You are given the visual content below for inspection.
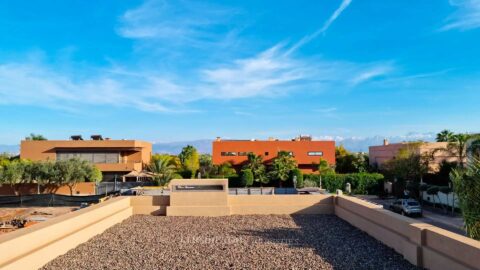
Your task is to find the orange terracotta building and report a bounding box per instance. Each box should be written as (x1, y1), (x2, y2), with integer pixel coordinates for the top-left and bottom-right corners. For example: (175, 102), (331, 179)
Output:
(212, 136), (335, 173)
(20, 135), (152, 181)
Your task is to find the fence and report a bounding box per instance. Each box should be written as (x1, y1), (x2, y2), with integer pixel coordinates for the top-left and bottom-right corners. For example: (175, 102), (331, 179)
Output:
(0, 194), (104, 206)
(228, 187), (297, 195)
(95, 182), (155, 195)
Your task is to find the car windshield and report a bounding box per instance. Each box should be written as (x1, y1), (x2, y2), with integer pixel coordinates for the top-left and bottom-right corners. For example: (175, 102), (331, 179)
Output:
(407, 202), (419, 206)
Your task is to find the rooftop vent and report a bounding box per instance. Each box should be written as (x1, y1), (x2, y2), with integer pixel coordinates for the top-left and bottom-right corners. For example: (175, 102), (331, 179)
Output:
(91, 135), (104, 140)
(70, 135), (83, 141)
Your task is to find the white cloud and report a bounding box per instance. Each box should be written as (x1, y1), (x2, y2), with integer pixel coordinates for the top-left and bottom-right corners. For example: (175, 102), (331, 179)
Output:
(442, 0), (480, 31)
(197, 44), (393, 100)
(117, 0), (238, 48)
(0, 62), (179, 113)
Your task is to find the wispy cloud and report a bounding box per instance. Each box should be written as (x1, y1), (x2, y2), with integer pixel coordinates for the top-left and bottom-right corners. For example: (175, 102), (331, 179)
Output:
(198, 44), (394, 100)
(117, 0), (240, 48)
(350, 64), (394, 86)
(286, 0), (352, 55)
(0, 61), (187, 113)
(441, 0), (480, 31)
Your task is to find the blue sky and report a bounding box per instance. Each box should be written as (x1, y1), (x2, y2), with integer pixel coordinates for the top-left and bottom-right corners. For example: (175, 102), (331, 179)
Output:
(0, 0), (479, 144)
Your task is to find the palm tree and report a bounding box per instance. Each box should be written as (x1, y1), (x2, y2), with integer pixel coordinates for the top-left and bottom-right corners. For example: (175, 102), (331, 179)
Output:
(434, 133), (480, 167)
(214, 162), (237, 178)
(436, 129), (455, 142)
(148, 155), (178, 186)
(243, 153), (268, 185)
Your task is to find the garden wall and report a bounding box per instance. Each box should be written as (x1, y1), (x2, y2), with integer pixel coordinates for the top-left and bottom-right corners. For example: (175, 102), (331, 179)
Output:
(0, 182), (96, 196)
(334, 195), (480, 270)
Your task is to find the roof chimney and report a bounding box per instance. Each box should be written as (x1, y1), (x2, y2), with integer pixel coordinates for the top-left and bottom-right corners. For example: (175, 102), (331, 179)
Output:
(383, 139), (389, 146)
(215, 137), (221, 142)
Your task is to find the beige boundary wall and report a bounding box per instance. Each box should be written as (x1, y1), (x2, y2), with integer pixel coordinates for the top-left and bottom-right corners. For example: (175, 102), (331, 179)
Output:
(0, 192), (479, 269)
(335, 195), (480, 270)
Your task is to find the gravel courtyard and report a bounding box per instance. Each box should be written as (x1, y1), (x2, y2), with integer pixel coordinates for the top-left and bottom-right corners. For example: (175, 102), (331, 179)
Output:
(41, 215), (419, 270)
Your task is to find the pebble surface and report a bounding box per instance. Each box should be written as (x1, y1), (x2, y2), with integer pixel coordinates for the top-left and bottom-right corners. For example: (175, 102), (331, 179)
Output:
(41, 215), (420, 270)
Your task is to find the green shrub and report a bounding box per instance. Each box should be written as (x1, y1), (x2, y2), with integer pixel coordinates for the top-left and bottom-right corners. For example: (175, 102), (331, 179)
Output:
(291, 168), (304, 188)
(241, 169), (254, 187)
(304, 172), (384, 194)
(303, 179), (318, 187)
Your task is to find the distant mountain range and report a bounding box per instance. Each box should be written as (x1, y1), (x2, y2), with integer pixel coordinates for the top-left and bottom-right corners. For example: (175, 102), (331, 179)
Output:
(0, 133), (436, 155)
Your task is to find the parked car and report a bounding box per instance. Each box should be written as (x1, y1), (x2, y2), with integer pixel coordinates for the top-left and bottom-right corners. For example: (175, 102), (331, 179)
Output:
(389, 199), (422, 217)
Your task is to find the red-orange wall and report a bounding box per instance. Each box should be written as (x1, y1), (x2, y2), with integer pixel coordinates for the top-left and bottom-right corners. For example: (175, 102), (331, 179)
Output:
(212, 140), (335, 173)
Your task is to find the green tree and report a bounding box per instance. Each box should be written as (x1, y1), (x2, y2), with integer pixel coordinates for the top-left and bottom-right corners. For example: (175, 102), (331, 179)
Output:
(0, 160), (28, 195)
(52, 158), (96, 196)
(148, 155), (178, 186)
(383, 143), (428, 184)
(240, 169), (254, 187)
(435, 133), (480, 167)
(436, 129), (455, 142)
(178, 145), (200, 178)
(450, 159), (480, 240)
(317, 158), (334, 189)
(199, 154), (214, 178)
(25, 133), (47, 141)
(270, 151), (297, 187)
(335, 145), (369, 173)
(213, 162), (237, 178)
(243, 153), (268, 185)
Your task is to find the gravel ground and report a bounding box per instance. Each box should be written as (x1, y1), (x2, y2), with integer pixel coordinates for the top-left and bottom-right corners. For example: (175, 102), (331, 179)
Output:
(41, 215), (419, 270)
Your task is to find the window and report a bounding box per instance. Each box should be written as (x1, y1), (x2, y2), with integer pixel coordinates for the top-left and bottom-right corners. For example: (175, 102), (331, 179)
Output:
(238, 152), (251, 156)
(57, 151), (120, 163)
(221, 152), (237, 156)
(264, 152), (269, 156)
(308, 151), (323, 156)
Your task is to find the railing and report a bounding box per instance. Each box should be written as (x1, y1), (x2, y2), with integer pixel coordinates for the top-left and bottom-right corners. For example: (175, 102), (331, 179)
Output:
(95, 182), (154, 195)
(228, 187), (297, 195)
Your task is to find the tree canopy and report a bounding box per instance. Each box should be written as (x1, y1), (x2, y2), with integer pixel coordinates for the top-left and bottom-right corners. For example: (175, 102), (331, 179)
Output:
(25, 133), (47, 141)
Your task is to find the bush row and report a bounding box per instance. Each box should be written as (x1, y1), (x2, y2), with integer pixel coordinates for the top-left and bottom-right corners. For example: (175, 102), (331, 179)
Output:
(304, 172), (384, 195)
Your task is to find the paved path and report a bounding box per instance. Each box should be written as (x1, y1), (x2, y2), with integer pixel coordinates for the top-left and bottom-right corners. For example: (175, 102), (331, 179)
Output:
(355, 195), (466, 236)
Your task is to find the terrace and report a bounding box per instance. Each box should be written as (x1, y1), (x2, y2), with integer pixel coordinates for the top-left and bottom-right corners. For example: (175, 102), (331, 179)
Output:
(0, 179), (479, 270)
(41, 215), (418, 270)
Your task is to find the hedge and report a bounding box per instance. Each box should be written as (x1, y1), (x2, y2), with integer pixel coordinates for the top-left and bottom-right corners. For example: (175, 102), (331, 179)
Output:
(304, 172), (384, 194)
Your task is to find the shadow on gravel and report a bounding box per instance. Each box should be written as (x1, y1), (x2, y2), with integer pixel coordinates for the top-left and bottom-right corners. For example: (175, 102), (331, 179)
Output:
(238, 214), (420, 270)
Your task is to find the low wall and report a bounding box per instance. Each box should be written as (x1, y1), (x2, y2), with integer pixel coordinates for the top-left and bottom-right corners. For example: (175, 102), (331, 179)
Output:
(0, 197), (132, 270)
(0, 182), (96, 196)
(229, 195), (333, 215)
(130, 195), (169, 215)
(335, 195), (480, 270)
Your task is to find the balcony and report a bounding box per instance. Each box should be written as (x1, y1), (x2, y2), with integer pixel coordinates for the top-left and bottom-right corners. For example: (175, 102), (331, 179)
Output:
(95, 161), (143, 172)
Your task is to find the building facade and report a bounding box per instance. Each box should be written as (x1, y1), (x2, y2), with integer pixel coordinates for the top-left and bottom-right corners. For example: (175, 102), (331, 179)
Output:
(20, 136), (152, 181)
(212, 136), (335, 173)
(369, 140), (457, 171)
